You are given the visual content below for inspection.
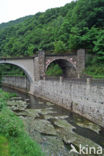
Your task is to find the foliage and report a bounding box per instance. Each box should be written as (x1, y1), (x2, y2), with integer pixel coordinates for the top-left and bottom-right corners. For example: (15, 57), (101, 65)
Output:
(46, 63), (63, 76)
(0, 89), (17, 100)
(0, 108), (23, 137)
(0, 89), (17, 110)
(85, 55), (104, 78)
(93, 30), (104, 61)
(54, 40), (66, 53)
(9, 133), (43, 156)
(68, 27), (81, 49)
(85, 63), (104, 78)
(0, 64), (25, 78)
(0, 0), (104, 57)
(0, 1), (75, 56)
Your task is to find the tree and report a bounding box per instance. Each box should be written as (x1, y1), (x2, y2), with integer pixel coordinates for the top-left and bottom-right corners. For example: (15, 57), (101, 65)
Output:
(27, 44), (35, 56)
(68, 27), (81, 49)
(54, 40), (66, 54)
(93, 30), (104, 61)
(71, 0), (104, 28)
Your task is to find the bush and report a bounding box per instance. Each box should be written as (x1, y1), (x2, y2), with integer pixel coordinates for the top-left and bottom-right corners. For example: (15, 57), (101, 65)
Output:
(0, 99), (6, 110)
(0, 89), (17, 101)
(0, 108), (23, 137)
(85, 63), (104, 78)
(0, 89), (17, 110)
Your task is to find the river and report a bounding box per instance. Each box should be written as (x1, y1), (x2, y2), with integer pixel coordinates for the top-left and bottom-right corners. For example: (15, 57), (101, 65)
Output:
(2, 86), (104, 156)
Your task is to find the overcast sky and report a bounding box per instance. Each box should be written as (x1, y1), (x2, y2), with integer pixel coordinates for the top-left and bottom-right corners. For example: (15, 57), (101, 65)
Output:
(0, 0), (73, 24)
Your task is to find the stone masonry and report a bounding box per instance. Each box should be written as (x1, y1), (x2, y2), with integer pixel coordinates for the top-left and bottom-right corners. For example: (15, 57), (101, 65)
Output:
(0, 49), (86, 82)
(3, 76), (104, 128)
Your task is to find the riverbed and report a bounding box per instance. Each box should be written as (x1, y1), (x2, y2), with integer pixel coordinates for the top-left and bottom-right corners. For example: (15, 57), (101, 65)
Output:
(2, 87), (104, 156)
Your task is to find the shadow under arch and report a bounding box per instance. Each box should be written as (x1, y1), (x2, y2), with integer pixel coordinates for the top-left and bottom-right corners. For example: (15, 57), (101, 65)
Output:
(46, 59), (77, 77)
(0, 62), (33, 83)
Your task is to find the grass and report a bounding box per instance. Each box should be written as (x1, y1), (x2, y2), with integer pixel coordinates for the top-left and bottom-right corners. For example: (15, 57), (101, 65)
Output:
(9, 133), (43, 156)
(0, 135), (9, 156)
(0, 89), (44, 156)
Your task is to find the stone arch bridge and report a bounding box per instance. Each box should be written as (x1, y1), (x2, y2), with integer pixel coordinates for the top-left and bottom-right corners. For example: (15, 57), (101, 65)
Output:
(0, 49), (85, 90)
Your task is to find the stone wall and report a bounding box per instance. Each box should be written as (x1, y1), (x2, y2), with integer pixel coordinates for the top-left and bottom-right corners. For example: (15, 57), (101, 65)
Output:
(33, 78), (104, 128)
(2, 76), (104, 128)
(2, 76), (30, 91)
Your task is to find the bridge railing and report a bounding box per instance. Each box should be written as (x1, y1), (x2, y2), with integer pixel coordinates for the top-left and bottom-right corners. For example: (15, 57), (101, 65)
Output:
(41, 76), (104, 85)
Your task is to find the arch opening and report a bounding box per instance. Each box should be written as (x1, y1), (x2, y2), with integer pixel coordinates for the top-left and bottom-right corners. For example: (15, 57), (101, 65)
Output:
(0, 62), (33, 83)
(0, 62), (32, 90)
(46, 59), (77, 77)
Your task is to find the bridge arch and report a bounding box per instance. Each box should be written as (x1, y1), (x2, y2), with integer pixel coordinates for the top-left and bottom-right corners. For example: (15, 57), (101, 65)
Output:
(46, 58), (77, 77)
(0, 61), (33, 83)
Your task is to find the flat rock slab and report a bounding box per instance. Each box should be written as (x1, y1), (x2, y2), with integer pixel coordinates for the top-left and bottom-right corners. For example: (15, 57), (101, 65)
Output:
(31, 119), (57, 135)
(76, 121), (100, 134)
(54, 119), (76, 131)
(10, 97), (23, 100)
(44, 114), (69, 120)
(46, 102), (54, 106)
(40, 108), (56, 115)
(29, 130), (43, 144)
(15, 111), (29, 117)
(7, 100), (28, 111)
(26, 109), (41, 119)
(41, 136), (70, 156)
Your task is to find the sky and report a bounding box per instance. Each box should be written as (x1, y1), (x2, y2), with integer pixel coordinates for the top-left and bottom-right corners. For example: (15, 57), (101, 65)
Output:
(0, 0), (73, 24)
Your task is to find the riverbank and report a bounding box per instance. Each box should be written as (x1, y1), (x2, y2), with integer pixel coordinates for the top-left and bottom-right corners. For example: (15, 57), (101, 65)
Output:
(0, 89), (44, 156)
(2, 87), (104, 156)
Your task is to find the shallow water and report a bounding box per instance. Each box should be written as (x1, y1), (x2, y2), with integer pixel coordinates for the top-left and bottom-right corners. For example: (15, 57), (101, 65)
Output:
(3, 87), (104, 156)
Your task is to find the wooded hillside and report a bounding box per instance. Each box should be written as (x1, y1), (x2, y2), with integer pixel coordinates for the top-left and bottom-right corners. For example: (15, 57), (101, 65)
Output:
(0, 0), (104, 78)
(0, 0), (104, 59)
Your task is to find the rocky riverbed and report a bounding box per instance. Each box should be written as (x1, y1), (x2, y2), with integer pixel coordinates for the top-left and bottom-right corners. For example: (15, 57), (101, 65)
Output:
(7, 95), (104, 156)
